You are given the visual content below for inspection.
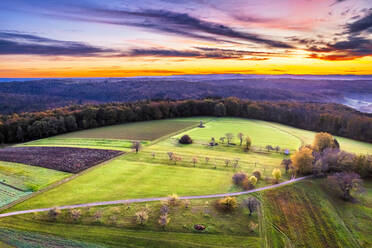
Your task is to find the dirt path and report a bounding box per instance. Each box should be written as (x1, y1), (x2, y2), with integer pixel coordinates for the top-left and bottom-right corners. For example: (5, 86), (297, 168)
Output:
(0, 176), (311, 218)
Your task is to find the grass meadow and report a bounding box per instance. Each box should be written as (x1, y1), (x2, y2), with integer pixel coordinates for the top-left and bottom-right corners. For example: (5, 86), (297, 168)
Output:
(0, 117), (371, 247)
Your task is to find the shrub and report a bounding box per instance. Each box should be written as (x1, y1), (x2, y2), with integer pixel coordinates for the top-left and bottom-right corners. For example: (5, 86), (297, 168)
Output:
(179, 135), (193, 144)
(249, 175), (258, 186)
(25, 182), (40, 192)
(160, 204), (169, 215)
(48, 207), (61, 221)
(232, 171), (247, 186)
(158, 213), (170, 229)
(135, 210), (149, 225)
(272, 168), (282, 183)
(242, 178), (254, 190)
(194, 224), (206, 231)
(252, 170), (262, 180)
(167, 193), (180, 206)
(183, 199), (191, 209)
(69, 209), (81, 222)
(215, 197), (238, 212)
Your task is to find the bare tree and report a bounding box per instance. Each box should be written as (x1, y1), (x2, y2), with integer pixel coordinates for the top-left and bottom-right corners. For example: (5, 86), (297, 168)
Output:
(167, 152), (174, 161)
(135, 210), (149, 225)
(205, 157), (210, 164)
(281, 159), (292, 174)
(158, 213), (170, 229)
(242, 197), (260, 216)
(237, 133), (244, 146)
(225, 133), (234, 144)
(265, 145), (273, 152)
(192, 157), (198, 167)
(224, 159), (230, 167)
(172, 155), (182, 165)
(219, 137), (225, 144)
(233, 158), (240, 170)
(132, 141), (142, 153)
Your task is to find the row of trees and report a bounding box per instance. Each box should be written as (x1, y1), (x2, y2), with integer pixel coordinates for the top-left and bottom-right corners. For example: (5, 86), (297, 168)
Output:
(1, 97), (371, 144)
(286, 132), (371, 200)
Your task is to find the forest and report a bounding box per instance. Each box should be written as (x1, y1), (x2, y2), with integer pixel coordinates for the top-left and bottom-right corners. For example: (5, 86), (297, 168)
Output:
(0, 97), (371, 144)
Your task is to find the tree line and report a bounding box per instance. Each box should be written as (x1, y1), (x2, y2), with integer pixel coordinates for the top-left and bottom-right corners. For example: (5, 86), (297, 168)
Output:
(0, 97), (371, 144)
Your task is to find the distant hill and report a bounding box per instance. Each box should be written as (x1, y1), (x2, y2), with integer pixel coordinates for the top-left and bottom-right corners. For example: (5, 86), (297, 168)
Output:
(0, 74), (371, 114)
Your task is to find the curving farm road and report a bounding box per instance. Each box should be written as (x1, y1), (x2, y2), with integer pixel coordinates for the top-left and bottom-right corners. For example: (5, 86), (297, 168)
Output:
(0, 176), (311, 218)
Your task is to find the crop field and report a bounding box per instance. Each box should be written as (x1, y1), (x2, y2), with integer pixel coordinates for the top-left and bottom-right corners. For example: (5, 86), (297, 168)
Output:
(20, 138), (148, 151)
(0, 161), (70, 191)
(55, 119), (200, 141)
(0, 184), (29, 208)
(0, 227), (105, 248)
(0, 147), (123, 173)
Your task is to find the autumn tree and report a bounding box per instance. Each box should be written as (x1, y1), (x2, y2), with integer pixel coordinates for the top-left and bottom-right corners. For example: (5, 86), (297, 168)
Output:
(249, 175), (257, 186)
(215, 197), (238, 212)
(232, 171), (247, 186)
(244, 136), (252, 151)
(327, 172), (364, 200)
(313, 132), (337, 152)
(272, 168), (282, 184)
(291, 147), (314, 175)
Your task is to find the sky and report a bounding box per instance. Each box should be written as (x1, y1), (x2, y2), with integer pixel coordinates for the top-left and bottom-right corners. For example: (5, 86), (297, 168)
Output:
(0, 0), (371, 77)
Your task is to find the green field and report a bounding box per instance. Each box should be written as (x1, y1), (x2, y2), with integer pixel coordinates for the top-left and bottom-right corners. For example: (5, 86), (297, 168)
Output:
(19, 138), (148, 151)
(259, 179), (372, 248)
(0, 161), (70, 191)
(268, 122), (372, 154)
(174, 118), (302, 151)
(54, 119), (199, 141)
(0, 117), (371, 247)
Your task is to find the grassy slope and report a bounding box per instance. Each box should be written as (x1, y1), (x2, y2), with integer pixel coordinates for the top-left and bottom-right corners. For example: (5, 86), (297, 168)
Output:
(268, 122), (372, 154)
(0, 161), (70, 191)
(259, 179), (372, 248)
(0, 217), (260, 248)
(9, 155), (234, 210)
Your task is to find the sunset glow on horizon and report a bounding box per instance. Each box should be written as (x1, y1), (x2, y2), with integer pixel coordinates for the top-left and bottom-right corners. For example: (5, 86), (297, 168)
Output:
(0, 0), (371, 77)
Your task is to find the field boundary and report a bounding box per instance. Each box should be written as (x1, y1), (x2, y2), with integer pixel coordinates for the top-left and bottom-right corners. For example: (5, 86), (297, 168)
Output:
(0, 176), (311, 218)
